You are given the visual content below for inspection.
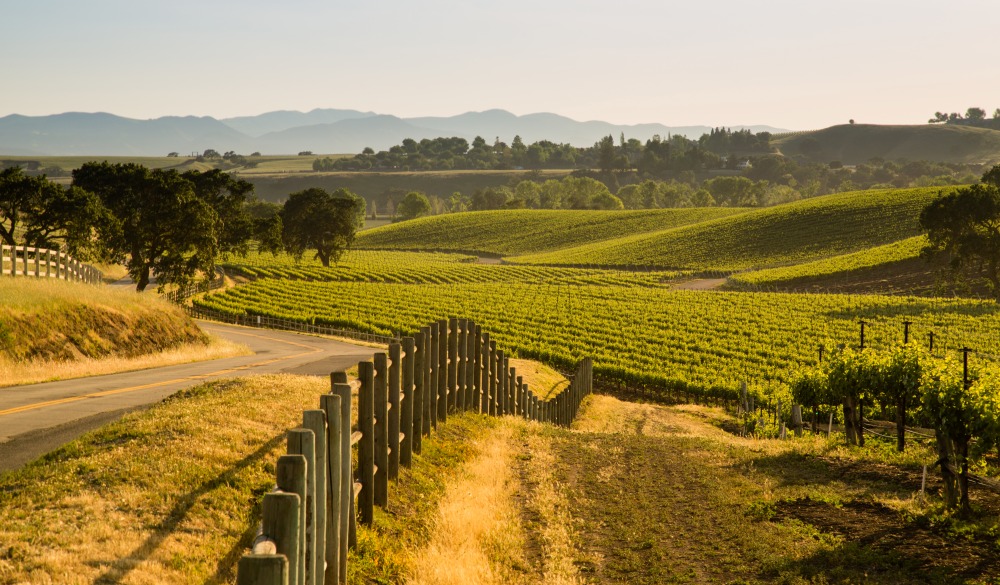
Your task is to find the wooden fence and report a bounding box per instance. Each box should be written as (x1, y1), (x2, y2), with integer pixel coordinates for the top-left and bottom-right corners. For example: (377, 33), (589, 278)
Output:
(1, 244), (102, 284)
(236, 317), (594, 585)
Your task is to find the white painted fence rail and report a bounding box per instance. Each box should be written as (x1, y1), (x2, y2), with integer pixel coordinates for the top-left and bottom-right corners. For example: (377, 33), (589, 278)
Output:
(1, 244), (102, 285)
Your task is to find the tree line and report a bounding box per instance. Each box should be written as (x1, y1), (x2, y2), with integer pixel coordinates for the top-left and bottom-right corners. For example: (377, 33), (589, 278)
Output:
(0, 164), (364, 291)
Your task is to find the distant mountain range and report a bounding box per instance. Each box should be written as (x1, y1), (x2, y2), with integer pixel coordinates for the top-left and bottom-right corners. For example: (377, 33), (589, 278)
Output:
(0, 108), (787, 156)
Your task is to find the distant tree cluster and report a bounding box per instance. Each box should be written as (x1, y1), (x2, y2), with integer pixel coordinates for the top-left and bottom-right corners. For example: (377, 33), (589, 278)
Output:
(317, 129), (777, 175)
(928, 107), (1000, 129)
(0, 164), (364, 290)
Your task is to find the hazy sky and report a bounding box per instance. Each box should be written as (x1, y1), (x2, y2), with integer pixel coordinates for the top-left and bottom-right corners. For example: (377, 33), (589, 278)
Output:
(3, 0), (998, 130)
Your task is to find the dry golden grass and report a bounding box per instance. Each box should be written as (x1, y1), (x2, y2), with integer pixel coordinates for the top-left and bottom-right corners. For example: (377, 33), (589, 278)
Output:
(0, 374), (330, 585)
(407, 421), (525, 585)
(508, 359), (569, 400)
(0, 335), (250, 388)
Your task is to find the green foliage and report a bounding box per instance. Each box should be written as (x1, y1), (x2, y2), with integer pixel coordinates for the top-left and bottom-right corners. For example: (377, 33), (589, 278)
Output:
(394, 191), (432, 222)
(920, 166), (1000, 299)
(514, 186), (948, 270)
(789, 366), (830, 408)
(197, 254), (1000, 408)
(356, 208), (745, 257)
(0, 167), (106, 256)
(731, 236), (927, 288)
(72, 162), (220, 292)
(280, 187), (364, 267)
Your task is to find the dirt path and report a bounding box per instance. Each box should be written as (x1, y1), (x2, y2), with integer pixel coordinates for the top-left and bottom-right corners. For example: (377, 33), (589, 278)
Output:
(669, 277), (727, 291)
(526, 395), (1000, 584)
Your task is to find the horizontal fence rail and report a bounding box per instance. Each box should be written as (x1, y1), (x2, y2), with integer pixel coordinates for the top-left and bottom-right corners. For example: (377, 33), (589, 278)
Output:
(236, 317), (593, 585)
(1, 244), (102, 285)
(185, 304), (399, 346)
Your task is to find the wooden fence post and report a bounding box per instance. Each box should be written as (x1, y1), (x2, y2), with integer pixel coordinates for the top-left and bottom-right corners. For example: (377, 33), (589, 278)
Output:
(438, 319), (449, 423)
(287, 430), (317, 585)
(465, 321), (477, 411)
(516, 376), (524, 416)
(332, 377), (354, 576)
(318, 394), (342, 585)
(413, 329), (425, 454)
(421, 326), (432, 437)
(388, 343), (401, 480)
(357, 362), (375, 526)
(401, 337), (415, 467)
(472, 324), (483, 413)
(254, 492), (299, 585)
(373, 353), (389, 507)
(276, 455), (308, 585)
(792, 405), (803, 438)
(429, 323), (439, 430)
(489, 340), (499, 416)
(456, 319), (467, 412)
(482, 333), (493, 415)
(302, 411), (328, 585)
(498, 352), (508, 415)
(447, 318), (458, 413)
(237, 553), (288, 585)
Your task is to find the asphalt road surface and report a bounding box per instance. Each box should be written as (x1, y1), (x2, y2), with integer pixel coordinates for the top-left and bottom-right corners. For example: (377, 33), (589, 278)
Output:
(0, 321), (376, 472)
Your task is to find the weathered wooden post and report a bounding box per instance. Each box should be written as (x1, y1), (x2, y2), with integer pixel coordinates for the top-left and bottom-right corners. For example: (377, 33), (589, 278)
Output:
(456, 319), (467, 412)
(331, 373), (353, 568)
(388, 344), (401, 480)
(495, 350), (506, 415)
(373, 353), (389, 507)
(247, 492), (299, 585)
(237, 553), (288, 585)
(302, 410), (328, 585)
(437, 319), (448, 423)
(482, 333), (493, 414)
(472, 324), (483, 412)
(276, 454), (308, 585)
(288, 429), (318, 585)
(516, 377), (524, 416)
(318, 393), (342, 585)
(429, 322), (439, 430)
(357, 362), (375, 525)
(465, 321), (477, 410)
(508, 366), (517, 416)
(413, 330), (425, 454)
(421, 326), (432, 437)
(401, 337), (415, 467)
(447, 318), (458, 413)
(792, 405), (803, 438)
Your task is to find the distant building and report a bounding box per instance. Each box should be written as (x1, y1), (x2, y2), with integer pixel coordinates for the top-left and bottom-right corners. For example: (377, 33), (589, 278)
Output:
(736, 160), (752, 171)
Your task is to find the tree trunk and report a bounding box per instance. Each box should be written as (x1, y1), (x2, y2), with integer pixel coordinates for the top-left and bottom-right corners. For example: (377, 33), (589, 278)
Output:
(856, 401), (865, 447)
(895, 396), (906, 452)
(958, 437), (971, 516)
(136, 265), (151, 292)
(843, 397), (857, 446)
(317, 248), (330, 267)
(936, 428), (958, 509)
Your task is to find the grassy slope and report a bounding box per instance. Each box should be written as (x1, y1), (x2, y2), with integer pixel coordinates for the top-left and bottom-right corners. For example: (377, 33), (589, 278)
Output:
(772, 123), (1000, 165)
(0, 279), (206, 363)
(511, 187), (951, 271)
(356, 208), (749, 257)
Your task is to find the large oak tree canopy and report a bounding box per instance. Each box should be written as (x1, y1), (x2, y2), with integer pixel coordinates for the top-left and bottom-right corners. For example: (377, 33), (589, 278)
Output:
(920, 165), (1000, 300)
(280, 187), (364, 267)
(73, 162), (220, 292)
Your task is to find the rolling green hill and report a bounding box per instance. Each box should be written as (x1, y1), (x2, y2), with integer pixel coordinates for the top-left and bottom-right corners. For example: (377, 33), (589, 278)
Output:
(772, 123), (1000, 165)
(355, 208), (749, 256)
(509, 187), (954, 272)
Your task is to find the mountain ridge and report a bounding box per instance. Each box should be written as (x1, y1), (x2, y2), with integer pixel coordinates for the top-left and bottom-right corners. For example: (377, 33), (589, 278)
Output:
(0, 108), (787, 156)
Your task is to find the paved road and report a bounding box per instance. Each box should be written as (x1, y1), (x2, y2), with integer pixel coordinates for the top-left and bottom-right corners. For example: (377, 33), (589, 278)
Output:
(0, 321), (376, 472)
